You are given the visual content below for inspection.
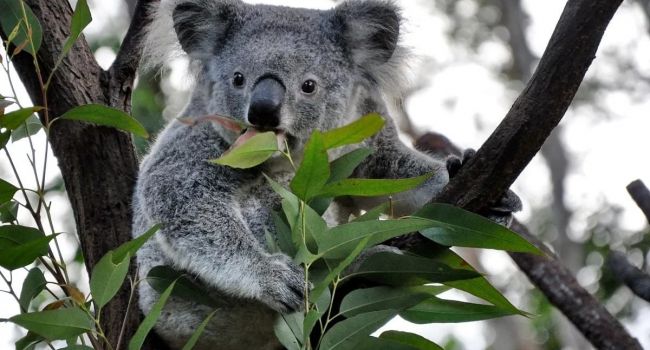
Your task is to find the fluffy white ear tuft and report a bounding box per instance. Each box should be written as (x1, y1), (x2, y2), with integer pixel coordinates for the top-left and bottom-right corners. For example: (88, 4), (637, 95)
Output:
(142, 0), (243, 71)
(333, 0), (409, 95)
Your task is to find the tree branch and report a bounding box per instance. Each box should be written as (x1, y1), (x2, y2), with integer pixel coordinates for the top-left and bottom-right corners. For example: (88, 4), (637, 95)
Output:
(434, 0), (623, 212)
(2, 0), (160, 348)
(509, 221), (642, 350)
(390, 0), (643, 348)
(606, 251), (650, 303)
(626, 179), (650, 224)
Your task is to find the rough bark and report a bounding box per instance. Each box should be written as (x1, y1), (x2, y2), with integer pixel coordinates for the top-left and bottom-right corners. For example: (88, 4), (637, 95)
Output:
(2, 0), (159, 348)
(510, 221), (643, 350)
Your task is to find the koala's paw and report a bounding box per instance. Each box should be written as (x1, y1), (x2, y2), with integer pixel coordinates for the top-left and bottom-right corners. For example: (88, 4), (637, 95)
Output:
(446, 148), (522, 226)
(259, 254), (305, 313)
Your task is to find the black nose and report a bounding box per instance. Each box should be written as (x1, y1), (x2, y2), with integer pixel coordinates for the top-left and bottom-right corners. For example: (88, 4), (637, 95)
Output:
(248, 77), (285, 129)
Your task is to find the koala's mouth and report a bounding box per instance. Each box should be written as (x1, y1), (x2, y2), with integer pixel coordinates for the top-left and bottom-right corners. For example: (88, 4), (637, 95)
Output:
(234, 127), (291, 152)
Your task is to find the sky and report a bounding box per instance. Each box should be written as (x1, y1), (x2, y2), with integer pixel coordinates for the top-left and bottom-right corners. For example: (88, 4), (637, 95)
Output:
(1, 0), (650, 348)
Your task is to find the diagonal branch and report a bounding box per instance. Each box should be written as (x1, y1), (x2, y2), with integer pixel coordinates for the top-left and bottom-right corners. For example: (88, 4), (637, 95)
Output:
(434, 0), (624, 212)
(626, 179), (650, 224)
(509, 221), (643, 350)
(607, 251), (650, 303)
(391, 0), (642, 348)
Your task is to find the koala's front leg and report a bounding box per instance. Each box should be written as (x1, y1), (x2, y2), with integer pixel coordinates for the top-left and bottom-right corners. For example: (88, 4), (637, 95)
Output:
(352, 121), (449, 216)
(137, 168), (304, 313)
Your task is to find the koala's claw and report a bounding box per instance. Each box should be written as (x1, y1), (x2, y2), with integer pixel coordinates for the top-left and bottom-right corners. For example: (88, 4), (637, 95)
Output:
(259, 254), (305, 313)
(446, 148), (477, 178)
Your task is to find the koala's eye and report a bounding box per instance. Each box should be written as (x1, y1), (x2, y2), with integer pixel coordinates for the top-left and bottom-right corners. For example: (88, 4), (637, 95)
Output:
(233, 72), (245, 87)
(301, 79), (317, 94)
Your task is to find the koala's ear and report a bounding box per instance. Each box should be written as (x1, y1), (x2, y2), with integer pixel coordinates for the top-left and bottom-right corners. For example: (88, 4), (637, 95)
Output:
(333, 0), (401, 68)
(172, 0), (242, 57)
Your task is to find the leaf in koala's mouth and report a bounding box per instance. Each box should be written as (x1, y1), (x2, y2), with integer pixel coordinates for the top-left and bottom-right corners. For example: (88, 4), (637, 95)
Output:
(210, 130), (280, 169)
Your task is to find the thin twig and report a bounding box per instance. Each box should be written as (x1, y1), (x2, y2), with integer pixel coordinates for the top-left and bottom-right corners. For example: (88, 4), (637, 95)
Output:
(626, 180), (650, 224)
(606, 251), (650, 302)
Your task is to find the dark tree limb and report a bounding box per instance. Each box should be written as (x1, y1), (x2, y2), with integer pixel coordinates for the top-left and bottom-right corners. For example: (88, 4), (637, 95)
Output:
(509, 221), (643, 350)
(626, 179), (650, 224)
(392, 0), (642, 348)
(607, 251), (650, 303)
(2, 0), (160, 348)
(434, 0), (624, 211)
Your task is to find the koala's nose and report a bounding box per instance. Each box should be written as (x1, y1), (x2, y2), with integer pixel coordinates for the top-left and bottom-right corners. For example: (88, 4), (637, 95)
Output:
(248, 77), (285, 129)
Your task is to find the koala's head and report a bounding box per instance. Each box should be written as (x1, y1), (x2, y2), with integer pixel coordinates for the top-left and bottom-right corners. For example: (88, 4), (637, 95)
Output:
(148, 0), (404, 148)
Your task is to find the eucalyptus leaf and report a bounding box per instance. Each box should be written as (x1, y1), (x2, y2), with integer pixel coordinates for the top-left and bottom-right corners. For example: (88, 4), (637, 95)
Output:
(328, 147), (373, 183)
(211, 131), (278, 168)
(11, 114), (42, 142)
(90, 251), (130, 309)
(357, 336), (431, 350)
(61, 0), (92, 58)
(290, 131), (329, 201)
(348, 252), (479, 286)
(414, 203), (541, 254)
(273, 314), (301, 350)
(0, 107), (42, 130)
(15, 331), (42, 350)
(379, 331), (443, 350)
(339, 287), (436, 318)
(401, 297), (516, 324)
(316, 174), (431, 198)
(112, 224), (160, 263)
(0, 0), (42, 56)
(128, 280), (176, 350)
(181, 309), (219, 350)
(0, 200), (19, 223)
(0, 179), (18, 204)
(10, 307), (93, 341)
(19, 268), (46, 311)
(0, 225), (55, 270)
(322, 113), (385, 149)
(0, 129), (10, 148)
(319, 310), (396, 350)
(59, 104), (149, 138)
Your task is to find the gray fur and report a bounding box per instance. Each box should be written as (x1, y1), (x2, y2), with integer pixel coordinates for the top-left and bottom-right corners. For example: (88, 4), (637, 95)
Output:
(133, 1), (455, 349)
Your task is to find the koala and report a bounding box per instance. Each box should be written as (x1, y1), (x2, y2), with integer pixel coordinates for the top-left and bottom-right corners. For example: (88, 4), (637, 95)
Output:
(133, 0), (520, 349)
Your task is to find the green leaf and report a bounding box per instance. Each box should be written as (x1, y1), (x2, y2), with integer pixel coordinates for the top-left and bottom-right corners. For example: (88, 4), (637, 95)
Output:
(303, 309), (320, 343)
(181, 309), (218, 350)
(0, 200), (19, 223)
(11, 114), (42, 142)
(317, 174), (431, 198)
(59, 346), (94, 350)
(0, 0), (42, 56)
(0, 179), (18, 204)
(318, 218), (438, 259)
(339, 287), (439, 318)
(328, 147), (373, 183)
(128, 280), (176, 350)
(290, 131), (329, 201)
(10, 307), (93, 341)
(19, 268), (46, 311)
(400, 297), (516, 323)
(15, 331), (42, 350)
(112, 224), (160, 263)
(0, 225), (54, 270)
(311, 236), (370, 301)
(357, 336), (432, 350)
(146, 265), (221, 308)
(414, 204), (542, 254)
(273, 314), (301, 350)
(211, 131), (278, 169)
(322, 113), (385, 149)
(414, 246), (525, 316)
(90, 251), (130, 308)
(0, 107), (42, 130)
(379, 331), (443, 350)
(272, 211), (296, 256)
(0, 129), (11, 148)
(319, 310), (396, 350)
(59, 104), (149, 138)
(348, 252), (479, 286)
(61, 0), (91, 58)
